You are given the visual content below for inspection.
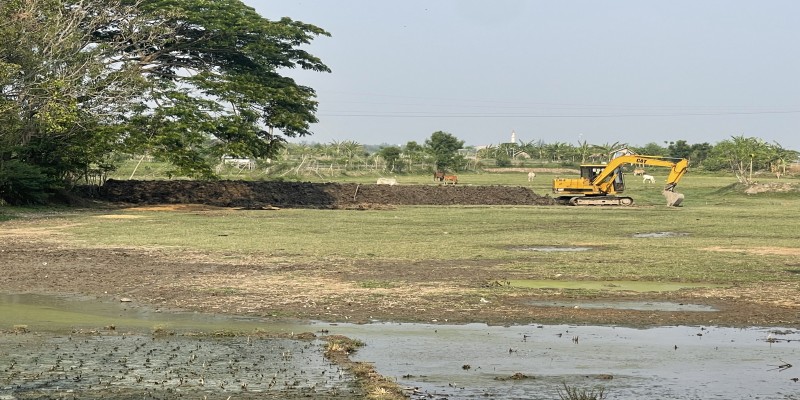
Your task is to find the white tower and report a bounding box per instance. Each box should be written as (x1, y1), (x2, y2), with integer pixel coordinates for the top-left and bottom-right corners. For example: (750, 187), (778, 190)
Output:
(510, 130), (516, 144)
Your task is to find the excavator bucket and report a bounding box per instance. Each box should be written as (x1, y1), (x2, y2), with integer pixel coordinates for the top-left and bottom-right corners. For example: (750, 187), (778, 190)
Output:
(662, 190), (684, 207)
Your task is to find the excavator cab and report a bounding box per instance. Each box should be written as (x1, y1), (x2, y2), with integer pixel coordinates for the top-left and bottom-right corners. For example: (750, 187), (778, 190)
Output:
(580, 165), (625, 193)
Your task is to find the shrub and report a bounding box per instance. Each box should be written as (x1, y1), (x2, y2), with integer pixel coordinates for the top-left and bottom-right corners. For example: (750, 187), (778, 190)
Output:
(0, 160), (53, 205)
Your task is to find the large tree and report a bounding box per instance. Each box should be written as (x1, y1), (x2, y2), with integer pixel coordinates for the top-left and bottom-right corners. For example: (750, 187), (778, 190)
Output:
(705, 136), (770, 183)
(119, 0), (331, 177)
(424, 131), (464, 171)
(1, 0), (329, 203)
(1, 0), (164, 202)
(378, 146), (402, 172)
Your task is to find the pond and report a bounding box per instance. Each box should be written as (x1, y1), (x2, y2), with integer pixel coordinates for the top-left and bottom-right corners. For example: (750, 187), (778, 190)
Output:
(2, 293), (799, 399)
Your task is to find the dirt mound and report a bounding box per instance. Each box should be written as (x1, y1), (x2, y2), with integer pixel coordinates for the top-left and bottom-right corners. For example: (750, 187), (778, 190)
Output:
(744, 182), (800, 194)
(99, 179), (555, 209)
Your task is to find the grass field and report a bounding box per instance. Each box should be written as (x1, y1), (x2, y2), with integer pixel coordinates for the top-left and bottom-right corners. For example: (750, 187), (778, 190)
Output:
(15, 171), (797, 288)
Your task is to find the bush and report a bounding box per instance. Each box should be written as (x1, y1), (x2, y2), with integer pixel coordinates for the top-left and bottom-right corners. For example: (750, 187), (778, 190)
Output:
(495, 154), (512, 167)
(0, 160), (53, 205)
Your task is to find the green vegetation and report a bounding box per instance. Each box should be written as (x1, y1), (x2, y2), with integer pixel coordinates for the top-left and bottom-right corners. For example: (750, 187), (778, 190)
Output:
(1, 0), (330, 203)
(99, 135), (799, 188)
(54, 174), (799, 287)
(425, 130), (465, 171)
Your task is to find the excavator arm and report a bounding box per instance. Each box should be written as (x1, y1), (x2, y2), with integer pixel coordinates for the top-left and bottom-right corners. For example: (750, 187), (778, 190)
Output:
(599, 155), (688, 191)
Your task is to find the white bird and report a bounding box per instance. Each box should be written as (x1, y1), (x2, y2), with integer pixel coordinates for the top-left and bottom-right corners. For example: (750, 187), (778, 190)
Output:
(480, 297), (490, 304)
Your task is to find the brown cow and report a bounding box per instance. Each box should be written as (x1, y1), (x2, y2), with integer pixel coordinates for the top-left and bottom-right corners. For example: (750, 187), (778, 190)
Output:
(443, 175), (458, 185)
(433, 171), (445, 182)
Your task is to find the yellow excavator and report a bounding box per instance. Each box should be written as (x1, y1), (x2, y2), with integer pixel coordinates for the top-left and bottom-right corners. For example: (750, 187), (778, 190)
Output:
(552, 154), (689, 206)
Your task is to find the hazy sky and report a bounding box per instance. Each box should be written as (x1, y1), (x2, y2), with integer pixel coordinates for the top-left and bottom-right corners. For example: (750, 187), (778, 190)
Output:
(245, 1), (800, 150)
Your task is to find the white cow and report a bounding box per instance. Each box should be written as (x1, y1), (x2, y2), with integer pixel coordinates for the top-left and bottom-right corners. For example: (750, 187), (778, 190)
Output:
(527, 171), (536, 182)
(222, 157), (255, 170)
(376, 178), (397, 186)
(642, 174), (655, 184)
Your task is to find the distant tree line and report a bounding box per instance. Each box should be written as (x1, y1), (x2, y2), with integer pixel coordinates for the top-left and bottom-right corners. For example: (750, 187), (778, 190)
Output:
(250, 132), (797, 187)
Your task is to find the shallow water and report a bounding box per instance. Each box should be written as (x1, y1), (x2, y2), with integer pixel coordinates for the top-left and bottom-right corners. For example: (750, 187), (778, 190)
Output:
(330, 322), (800, 399)
(0, 293), (360, 399)
(528, 300), (717, 312)
(0, 334), (357, 399)
(2, 293), (800, 399)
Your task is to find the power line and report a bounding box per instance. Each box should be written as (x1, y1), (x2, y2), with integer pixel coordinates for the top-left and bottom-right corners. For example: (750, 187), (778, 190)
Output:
(318, 110), (800, 118)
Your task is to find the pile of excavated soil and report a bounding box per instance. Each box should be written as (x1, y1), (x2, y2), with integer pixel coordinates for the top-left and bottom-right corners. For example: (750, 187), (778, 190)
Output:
(97, 180), (555, 209)
(744, 182), (800, 194)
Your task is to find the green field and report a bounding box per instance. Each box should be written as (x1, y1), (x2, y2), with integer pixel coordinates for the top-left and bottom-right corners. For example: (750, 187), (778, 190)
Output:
(12, 171), (796, 287)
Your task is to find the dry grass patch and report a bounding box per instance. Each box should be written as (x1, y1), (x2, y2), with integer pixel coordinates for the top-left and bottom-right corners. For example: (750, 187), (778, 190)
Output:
(94, 214), (142, 219)
(703, 246), (800, 257)
(695, 281), (800, 308)
(171, 272), (466, 317)
(124, 204), (225, 212)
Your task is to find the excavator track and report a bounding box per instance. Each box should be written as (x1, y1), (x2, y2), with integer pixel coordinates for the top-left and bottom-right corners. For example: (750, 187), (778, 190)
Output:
(557, 196), (635, 206)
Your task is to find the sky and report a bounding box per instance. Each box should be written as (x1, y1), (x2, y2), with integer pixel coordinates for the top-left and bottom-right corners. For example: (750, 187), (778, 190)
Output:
(244, 0), (800, 151)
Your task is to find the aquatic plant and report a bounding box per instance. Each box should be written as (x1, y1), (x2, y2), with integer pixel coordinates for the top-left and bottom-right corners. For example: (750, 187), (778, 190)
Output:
(558, 383), (607, 400)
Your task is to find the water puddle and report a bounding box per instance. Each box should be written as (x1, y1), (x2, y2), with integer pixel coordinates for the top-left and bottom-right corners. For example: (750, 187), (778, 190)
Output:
(507, 279), (722, 292)
(529, 300), (717, 312)
(632, 231), (689, 238)
(2, 293), (799, 399)
(511, 246), (592, 252)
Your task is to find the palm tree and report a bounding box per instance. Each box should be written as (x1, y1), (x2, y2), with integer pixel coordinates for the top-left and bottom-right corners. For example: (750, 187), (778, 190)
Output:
(340, 141), (364, 170)
(576, 140), (591, 163)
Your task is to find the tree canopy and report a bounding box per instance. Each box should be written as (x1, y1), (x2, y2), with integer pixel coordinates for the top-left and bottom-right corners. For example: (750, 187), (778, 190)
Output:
(1, 0), (330, 203)
(424, 131), (464, 171)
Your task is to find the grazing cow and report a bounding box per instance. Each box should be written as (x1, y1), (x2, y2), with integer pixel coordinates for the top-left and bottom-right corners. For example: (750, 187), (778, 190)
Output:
(527, 171), (536, 182)
(443, 175), (458, 185)
(433, 171), (445, 182)
(642, 174), (655, 183)
(376, 178), (397, 186)
(633, 168), (646, 176)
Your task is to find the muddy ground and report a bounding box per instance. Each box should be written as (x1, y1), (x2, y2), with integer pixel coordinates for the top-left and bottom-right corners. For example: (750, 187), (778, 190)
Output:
(2, 179), (798, 329)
